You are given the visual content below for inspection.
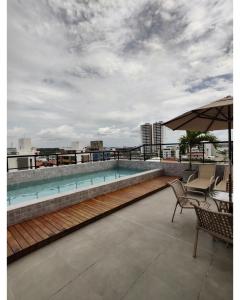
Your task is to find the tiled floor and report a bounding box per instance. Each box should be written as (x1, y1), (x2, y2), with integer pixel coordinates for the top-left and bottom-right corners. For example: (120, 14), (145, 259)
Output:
(8, 187), (233, 300)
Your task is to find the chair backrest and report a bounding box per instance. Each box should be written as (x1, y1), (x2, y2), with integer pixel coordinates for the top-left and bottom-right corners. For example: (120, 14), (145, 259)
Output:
(223, 165), (230, 181)
(193, 204), (233, 243)
(198, 164), (216, 179)
(168, 179), (186, 201)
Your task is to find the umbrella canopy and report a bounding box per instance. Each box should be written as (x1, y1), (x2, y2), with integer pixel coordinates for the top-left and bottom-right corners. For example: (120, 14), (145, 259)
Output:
(163, 95), (233, 203)
(164, 96), (233, 131)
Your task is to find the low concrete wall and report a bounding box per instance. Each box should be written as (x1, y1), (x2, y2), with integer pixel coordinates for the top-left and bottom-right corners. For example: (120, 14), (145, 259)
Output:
(8, 160), (118, 186)
(118, 160), (164, 171)
(161, 161), (226, 181)
(7, 169), (163, 225)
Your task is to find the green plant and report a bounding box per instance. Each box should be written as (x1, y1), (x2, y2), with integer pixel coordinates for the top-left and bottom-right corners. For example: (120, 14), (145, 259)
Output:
(179, 131), (218, 170)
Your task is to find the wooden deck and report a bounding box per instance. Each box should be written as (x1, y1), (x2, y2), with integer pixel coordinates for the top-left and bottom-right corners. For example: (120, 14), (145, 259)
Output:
(7, 176), (179, 263)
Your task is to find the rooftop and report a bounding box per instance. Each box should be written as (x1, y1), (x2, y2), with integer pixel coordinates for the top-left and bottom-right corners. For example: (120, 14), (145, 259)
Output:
(8, 187), (232, 300)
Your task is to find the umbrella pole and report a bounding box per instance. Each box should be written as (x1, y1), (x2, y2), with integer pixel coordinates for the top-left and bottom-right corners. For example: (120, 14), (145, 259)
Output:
(228, 106), (232, 203)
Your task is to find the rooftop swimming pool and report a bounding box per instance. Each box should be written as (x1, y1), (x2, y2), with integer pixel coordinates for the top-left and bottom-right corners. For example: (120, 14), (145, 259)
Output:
(7, 167), (143, 206)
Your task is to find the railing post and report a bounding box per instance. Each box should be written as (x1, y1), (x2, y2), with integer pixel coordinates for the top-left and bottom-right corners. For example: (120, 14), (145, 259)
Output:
(129, 150), (132, 160)
(75, 152), (77, 164)
(118, 151), (120, 160)
(34, 155), (37, 169)
(160, 143), (162, 162)
(202, 143), (205, 163)
(179, 145), (182, 163)
(103, 151), (105, 161)
(143, 145), (146, 161)
(56, 154), (59, 166)
(7, 157), (9, 172)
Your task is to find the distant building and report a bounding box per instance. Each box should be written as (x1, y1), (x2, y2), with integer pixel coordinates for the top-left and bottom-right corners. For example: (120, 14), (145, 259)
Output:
(153, 121), (165, 153)
(162, 145), (179, 160)
(185, 143), (217, 161)
(8, 138), (36, 171)
(204, 143), (216, 158)
(7, 148), (17, 155)
(140, 123), (152, 154)
(92, 152), (110, 161)
(18, 138), (32, 154)
(71, 141), (81, 151)
(90, 141), (103, 151)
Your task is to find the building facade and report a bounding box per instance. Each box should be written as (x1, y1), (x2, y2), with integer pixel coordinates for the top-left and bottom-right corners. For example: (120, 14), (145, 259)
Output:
(140, 122), (165, 155)
(90, 140), (103, 151)
(140, 123), (152, 154)
(18, 138), (32, 154)
(153, 121), (165, 154)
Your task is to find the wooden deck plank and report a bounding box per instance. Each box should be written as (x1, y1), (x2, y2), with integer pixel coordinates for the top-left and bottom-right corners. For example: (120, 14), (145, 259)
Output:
(88, 199), (115, 210)
(57, 210), (82, 226)
(7, 230), (22, 254)
(70, 206), (93, 220)
(7, 175), (179, 263)
(8, 226), (30, 249)
(42, 215), (65, 231)
(7, 244), (14, 256)
(63, 207), (86, 223)
(81, 202), (107, 215)
(38, 216), (61, 234)
(76, 205), (99, 217)
(51, 213), (73, 229)
(20, 222), (44, 243)
(32, 219), (55, 237)
(66, 207), (89, 222)
(27, 220), (49, 240)
(14, 224), (36, 246)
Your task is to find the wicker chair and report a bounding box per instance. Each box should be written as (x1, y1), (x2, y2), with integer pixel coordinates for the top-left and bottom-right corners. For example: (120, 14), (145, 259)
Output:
(214, 165), (230, 192)
(213, 198), (233, 213)
(185, 164), (216, 199)
(169, 179), (209, 222)
(192, 204), (233, 257)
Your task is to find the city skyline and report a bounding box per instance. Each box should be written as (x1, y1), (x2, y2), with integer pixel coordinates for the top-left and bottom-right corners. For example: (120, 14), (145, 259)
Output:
(8, 0), (232, 147)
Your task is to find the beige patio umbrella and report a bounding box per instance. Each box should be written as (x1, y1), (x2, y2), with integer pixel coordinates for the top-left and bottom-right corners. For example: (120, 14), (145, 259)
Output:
(163, 95), (233, 201)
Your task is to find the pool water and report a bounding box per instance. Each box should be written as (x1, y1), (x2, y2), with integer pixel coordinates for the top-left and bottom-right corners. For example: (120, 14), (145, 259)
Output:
(7, 168), (143, 206)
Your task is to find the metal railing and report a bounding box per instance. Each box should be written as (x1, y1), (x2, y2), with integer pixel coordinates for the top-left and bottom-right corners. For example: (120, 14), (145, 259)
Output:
(7, 141), (231, 172)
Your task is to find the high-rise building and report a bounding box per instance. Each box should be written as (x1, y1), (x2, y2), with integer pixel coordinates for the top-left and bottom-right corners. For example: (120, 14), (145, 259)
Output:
(140, 123), (152, 154)
(153, 121), (165, 153)
(90, 140), (103, 151)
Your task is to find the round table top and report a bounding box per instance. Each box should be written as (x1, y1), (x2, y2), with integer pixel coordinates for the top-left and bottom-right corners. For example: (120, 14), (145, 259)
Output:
(209, 191), (232, 202)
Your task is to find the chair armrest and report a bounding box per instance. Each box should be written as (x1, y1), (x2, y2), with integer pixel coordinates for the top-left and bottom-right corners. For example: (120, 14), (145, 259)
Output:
(179, 196), (200, 206)
(214, 176), (220, 188)
(188, 197), (211, 209)
(187, 173), (197, 184)
(187, 190), (205, 197)
(209, 176), (215, 190)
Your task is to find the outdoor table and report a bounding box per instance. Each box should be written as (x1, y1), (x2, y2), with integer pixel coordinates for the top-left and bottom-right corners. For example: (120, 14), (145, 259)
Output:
(209, 191), (233, 213)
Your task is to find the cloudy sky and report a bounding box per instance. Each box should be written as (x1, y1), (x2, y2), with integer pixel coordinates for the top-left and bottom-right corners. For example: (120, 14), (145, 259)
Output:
(7, 0), (232, 148)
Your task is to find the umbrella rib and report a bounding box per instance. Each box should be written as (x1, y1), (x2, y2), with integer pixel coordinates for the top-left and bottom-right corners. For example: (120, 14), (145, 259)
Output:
(217, 109), (228, 120)
(172, 107), (213, 130)
(197, 115), (227, 122)
(164, 111), (194, 125)
(205, 106), (224, 131)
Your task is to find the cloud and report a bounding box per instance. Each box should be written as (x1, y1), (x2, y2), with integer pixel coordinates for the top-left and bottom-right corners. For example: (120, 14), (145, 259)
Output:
(8, 0), (232, 147)
(37, 125), (79, 140)
(8, 127), (26, 137)
(97, 126), (121, 136)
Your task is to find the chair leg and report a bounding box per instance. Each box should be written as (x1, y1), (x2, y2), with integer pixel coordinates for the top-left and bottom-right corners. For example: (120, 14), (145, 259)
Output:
(193, 227), (199, 258)
(180, 207), (183, 214)
(171, 203), (178, 222)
